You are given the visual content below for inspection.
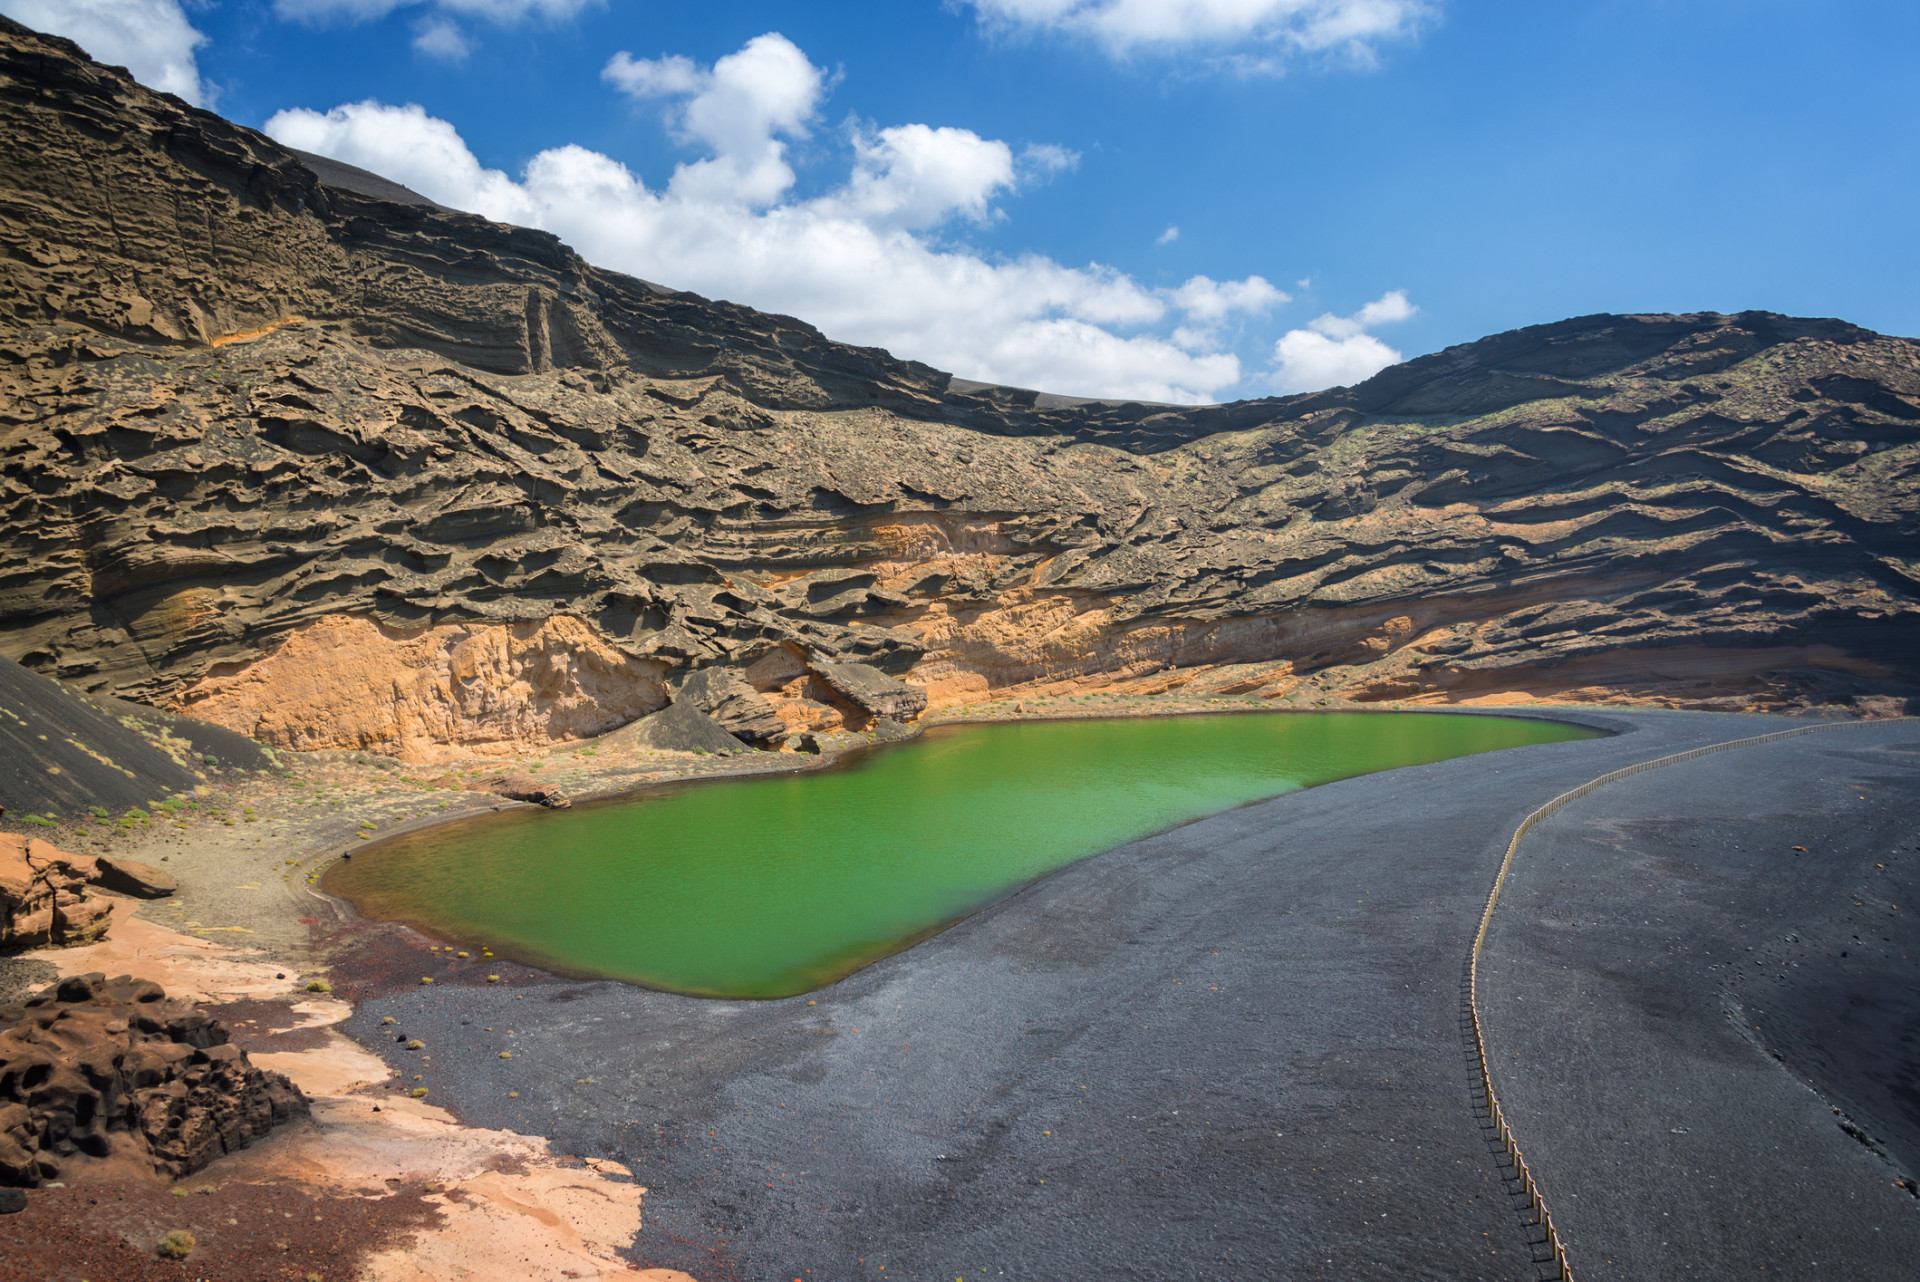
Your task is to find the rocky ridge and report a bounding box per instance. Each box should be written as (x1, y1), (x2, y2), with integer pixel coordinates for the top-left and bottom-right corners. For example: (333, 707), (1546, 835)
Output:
(1, 18), (1917, 762)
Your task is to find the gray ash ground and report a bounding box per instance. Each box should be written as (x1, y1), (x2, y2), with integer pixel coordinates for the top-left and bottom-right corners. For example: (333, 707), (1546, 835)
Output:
(312, 708), (1920, 1282)
(1484, 721), (1920, 1281)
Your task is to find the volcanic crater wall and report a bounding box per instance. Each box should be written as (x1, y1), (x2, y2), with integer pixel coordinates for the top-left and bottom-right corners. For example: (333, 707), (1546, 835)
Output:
(1, 17), (1917, 759)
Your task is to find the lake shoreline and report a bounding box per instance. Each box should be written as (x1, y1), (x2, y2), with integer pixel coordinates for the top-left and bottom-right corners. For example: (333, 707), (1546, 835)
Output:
(322, 708), (1610, 998)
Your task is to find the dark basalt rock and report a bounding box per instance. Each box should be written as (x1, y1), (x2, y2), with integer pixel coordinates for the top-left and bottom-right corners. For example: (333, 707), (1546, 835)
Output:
(0, 973), (307, 1187)
(668, 669), (788, 746)
(808, 659), (929, 722)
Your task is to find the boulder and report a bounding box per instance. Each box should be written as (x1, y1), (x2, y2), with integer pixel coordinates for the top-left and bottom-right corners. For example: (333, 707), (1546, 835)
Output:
(92, 856), (176, 900)
(668, 668), (788, 745)
(610, 700), (750, 756)
(808, 659), (928, 722)
(0, 834), (110, 949)
(0, 973), (307, 1186)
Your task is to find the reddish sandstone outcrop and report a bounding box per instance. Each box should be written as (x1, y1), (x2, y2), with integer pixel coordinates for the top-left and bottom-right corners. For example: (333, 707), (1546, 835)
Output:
(0, 972), (307, 1186)
(0, 834), (112, 949)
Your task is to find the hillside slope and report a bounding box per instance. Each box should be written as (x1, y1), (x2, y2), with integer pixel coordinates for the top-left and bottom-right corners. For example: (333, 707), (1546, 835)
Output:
(1, 18), (1916, 759)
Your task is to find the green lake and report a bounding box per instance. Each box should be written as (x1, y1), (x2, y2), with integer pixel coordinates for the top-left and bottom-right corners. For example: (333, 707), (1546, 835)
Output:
(325, 712), (1598, 998)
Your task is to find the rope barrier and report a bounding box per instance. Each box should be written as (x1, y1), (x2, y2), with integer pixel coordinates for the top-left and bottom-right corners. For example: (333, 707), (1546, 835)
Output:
(1466, 715), (1916, 1282)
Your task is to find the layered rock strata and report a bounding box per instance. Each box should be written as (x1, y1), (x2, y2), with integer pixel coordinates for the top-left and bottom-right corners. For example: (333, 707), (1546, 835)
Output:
(0, 972), (306, 1186)
(0, 18), (1916, 762)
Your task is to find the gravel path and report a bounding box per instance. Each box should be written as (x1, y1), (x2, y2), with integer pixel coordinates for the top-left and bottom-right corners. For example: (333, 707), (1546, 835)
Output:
(318, 707), (1920, 1282)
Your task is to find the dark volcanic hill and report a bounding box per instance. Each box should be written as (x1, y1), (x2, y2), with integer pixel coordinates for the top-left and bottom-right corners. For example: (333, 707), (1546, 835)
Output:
(1, 18), (1916, 761)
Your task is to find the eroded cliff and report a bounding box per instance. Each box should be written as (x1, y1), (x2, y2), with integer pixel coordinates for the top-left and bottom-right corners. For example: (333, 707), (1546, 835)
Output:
(1, 18), (1916, 759)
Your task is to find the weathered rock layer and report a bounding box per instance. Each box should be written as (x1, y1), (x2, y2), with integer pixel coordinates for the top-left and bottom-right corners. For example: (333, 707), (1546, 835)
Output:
(1, 17), (1916, 760)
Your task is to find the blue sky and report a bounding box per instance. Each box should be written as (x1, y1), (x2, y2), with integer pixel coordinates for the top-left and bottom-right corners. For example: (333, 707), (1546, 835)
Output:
(9, 1), (1918, 402)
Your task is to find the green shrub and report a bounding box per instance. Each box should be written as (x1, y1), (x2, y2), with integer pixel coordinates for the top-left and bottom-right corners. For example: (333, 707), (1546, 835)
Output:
(156, 1230), (195, 1260)
(21, 815), (54, 827)
(202, 753), (218, 767)
(89, 805), (107, 818)
(303, 979), (331, 993)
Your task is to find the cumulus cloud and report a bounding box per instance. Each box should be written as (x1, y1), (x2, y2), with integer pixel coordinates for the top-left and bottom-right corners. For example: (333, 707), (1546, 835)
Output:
(1270, 289), (1414, 392)
(268, 33), (1293, 403)
(1, 0), (211, 104)
(965, 0), (1431, 61)
(1157, 224), (1180, 245)
(1172, 274), (1288, 324)
(603, 34), (825, 208)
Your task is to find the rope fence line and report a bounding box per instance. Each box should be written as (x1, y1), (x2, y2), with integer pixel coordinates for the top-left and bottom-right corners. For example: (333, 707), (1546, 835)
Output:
(1466, 715), (1918, 1282)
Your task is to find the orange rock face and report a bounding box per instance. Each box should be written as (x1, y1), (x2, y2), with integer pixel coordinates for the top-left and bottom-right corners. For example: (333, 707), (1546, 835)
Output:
(0, 833), (111, 949)
(175, 615), (669, 762)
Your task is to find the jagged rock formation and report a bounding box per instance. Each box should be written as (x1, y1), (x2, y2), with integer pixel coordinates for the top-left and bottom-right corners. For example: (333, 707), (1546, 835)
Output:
(0, 972), (306, 1186)
(0, 18), (1916, 762)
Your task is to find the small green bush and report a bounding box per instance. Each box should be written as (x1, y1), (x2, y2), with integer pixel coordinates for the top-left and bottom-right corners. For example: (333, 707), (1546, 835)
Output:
(202, 753), (219, 767)
(88, 805), (107, 818)
(303, 979), (331, 993)
(156, 1230), (195, 1260)
(21, 815), (54, 827)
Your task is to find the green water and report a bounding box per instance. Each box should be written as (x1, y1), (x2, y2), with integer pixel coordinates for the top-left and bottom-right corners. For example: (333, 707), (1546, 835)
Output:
(326, 712), (1596, 997)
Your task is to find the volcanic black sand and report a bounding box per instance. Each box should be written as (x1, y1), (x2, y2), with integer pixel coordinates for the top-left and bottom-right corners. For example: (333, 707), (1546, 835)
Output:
(325, 710), (1920, 1281)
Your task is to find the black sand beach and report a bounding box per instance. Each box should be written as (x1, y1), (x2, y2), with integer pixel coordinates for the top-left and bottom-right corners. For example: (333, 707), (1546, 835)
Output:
(331, 710), (1920, 1280)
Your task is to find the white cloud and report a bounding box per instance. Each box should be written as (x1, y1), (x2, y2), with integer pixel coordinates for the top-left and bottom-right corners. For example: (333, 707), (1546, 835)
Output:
(268, 34), (1294, 403)
(1171, 273), (1288, 324)
(1270, 289), (1414, 392)
(965, 0), (1431, 61)
(412, 15), (470, 59)
(822, 124), (1017, 229)
(1019, 142), (1080, 176)
(604, 34), (824, 208)
(1157, 224), (1180, 245)
(2, 0), (211, 104)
